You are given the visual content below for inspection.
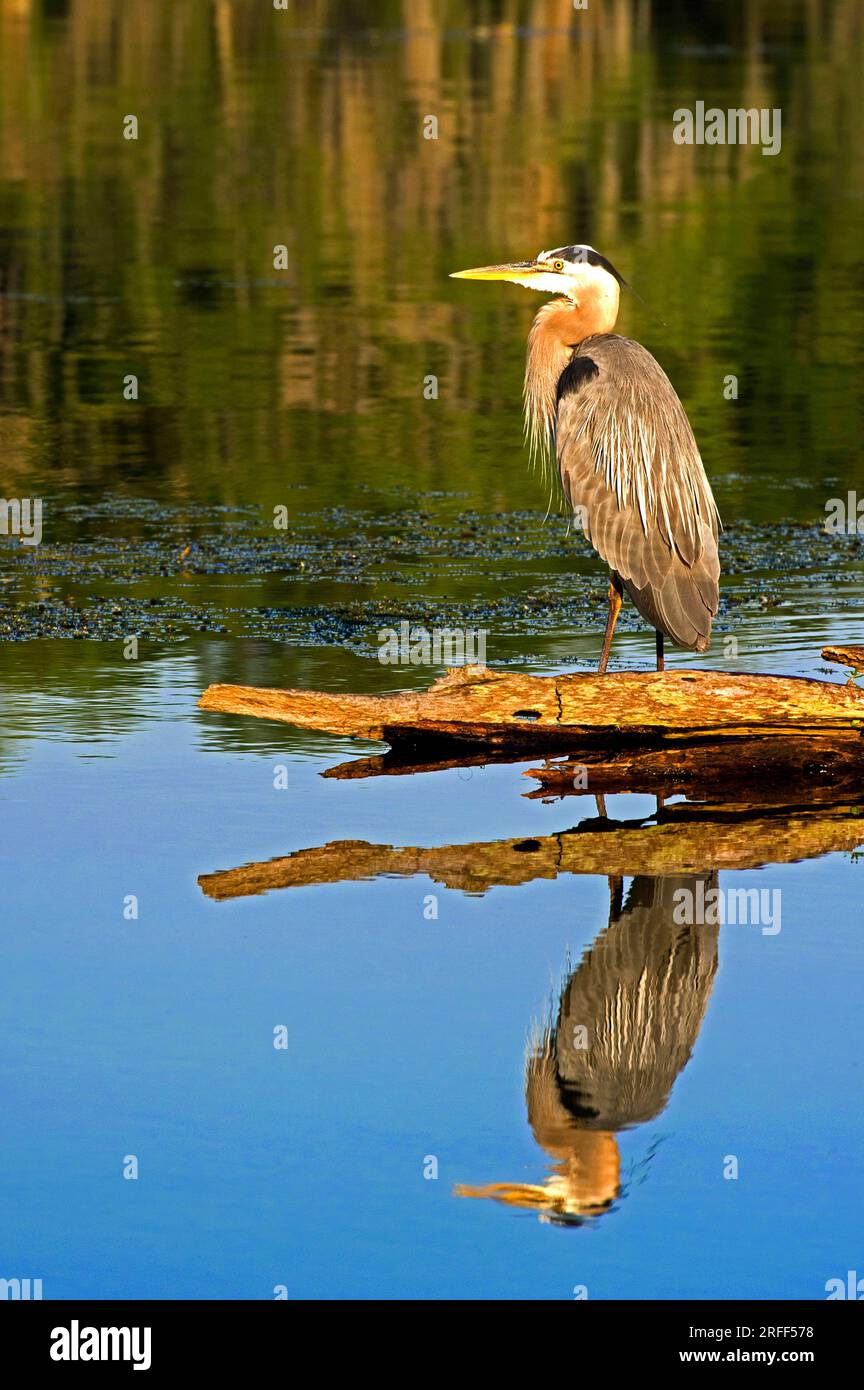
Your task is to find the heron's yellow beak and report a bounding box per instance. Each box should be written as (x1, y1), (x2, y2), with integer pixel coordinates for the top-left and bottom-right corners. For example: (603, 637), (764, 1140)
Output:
(450, 261), (539, 282)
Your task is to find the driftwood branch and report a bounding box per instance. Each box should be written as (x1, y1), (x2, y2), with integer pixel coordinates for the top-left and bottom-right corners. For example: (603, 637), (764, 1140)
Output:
(321, 737), (864, 791)
(822, 644), (864, 673)
(523, 737), (864, 798)
(199, 663), (864, 757)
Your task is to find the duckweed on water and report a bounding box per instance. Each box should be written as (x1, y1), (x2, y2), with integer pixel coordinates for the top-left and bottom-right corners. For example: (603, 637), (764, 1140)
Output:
(1, 500), (861, 648)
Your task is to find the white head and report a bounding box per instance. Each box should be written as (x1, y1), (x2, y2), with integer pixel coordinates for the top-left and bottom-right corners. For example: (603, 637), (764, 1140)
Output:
(451, 243), (624, 314)
(451, 244), (626, 470)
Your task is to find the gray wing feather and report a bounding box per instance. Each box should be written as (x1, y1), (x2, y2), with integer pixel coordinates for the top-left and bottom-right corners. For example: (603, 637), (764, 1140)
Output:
(556, 334), (720, 652)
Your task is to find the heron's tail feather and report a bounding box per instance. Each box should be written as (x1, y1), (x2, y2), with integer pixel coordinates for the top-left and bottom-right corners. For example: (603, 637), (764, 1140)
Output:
(624, 566), (716, 652)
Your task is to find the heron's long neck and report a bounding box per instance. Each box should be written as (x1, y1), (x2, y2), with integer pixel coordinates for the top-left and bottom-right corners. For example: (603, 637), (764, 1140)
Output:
(523, 295), (616, 462)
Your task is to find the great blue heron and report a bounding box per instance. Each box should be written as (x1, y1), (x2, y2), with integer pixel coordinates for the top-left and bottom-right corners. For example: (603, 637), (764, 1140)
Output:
(451, 246), (720, 672)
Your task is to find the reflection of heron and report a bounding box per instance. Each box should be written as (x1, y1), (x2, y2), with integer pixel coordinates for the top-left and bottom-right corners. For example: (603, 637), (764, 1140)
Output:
(451, 246), (720, 671)
(455, 873), (719, 1224)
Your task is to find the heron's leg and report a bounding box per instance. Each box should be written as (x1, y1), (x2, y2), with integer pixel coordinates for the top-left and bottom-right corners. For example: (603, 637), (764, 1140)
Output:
(608, 874), (624, 922)
(597, 573), (623, 674)
(656, 630), (665, 672)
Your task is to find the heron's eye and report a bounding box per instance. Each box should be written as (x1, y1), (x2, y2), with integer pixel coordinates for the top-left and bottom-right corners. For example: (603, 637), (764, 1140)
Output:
(552, 259), (565, 272)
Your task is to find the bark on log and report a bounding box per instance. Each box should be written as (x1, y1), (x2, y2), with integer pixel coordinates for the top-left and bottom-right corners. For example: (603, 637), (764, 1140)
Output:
(822, 644), (864, 673)
(322, 737), (864, 789)
(199, 663), (864, 754)
(524, 738), (864, 798)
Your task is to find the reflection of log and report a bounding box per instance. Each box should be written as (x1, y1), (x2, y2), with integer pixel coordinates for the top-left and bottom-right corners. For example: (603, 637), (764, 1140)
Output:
(199, 663), (864, 754)
(198, 798), (864, 900)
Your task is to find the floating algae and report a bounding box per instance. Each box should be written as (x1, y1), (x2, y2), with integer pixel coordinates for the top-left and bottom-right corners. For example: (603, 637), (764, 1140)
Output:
(1, 497), (861, 648)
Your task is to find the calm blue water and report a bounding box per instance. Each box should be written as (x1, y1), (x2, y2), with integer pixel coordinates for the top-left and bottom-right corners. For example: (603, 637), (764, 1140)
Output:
(1, 640), (861, 1300)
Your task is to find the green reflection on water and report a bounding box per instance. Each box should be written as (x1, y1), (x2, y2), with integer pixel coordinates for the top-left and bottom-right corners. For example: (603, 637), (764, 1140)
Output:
(1, 0), (861, 518)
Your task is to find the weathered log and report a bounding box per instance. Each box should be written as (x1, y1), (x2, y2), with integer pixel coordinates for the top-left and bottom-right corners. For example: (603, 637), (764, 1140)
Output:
(322, 748), (503, 779)
(322, 736), (864, 790)
(199, 662), (864, 755)
(198, 796), (863, 900)
(823, 644), (864, 674)
(524, 737), (864, 799)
